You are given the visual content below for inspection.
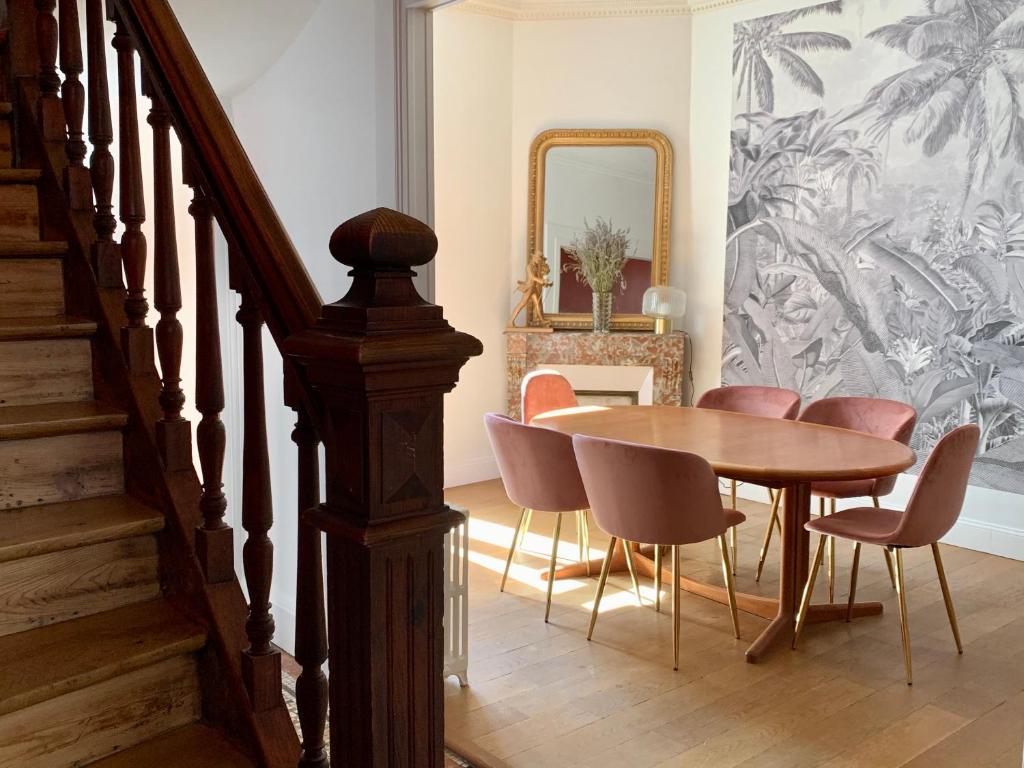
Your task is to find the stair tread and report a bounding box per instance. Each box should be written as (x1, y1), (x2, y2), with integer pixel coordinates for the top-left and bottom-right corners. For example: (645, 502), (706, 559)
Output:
(0, 314), (96, 340)
(0, 495), (163, 563)
(0, 401), (127, 440)
(86, 724), (256, 768)
(0, 599), (205, 717)
(0, 239), (67, 257)
(0, 168), (41, 183)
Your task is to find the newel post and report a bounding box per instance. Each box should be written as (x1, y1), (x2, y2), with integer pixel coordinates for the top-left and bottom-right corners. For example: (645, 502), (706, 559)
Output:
(286, 209), (481, 767)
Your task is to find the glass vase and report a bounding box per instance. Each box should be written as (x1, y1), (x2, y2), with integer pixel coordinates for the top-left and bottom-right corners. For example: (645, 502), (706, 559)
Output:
(592, 291), (612, 334)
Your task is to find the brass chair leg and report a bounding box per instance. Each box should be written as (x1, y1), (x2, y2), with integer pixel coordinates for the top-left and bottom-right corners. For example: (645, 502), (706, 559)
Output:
(581, 510), (591, 577)
(587, 536), (618, 640)
(654, 545), (662, 613)
(828, 498), (836, 604)
(500, 507), (528, 592)
(672, 544), (681, 670)
(544, 512), (563, 623)
(874, 497), (897, 589)
(846, 542), (861, 622)
(623, 542), (643, 606)
(793, 535), (827, 649)
(730, 480), (738, 574)
(719, 534), (741, 639)
(576, 512), (584, 568)
(756, 489), (782, 583)
(932, 542), (963, 654)
(893, 547), (912, 685)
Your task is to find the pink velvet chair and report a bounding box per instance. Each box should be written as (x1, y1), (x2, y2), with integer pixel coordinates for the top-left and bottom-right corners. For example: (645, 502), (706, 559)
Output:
(520, 370), (591, 569)
(522, 369), (578, 424)
(777, 397), (918, 600)
(484, 413), (592, 622)
(696, 385), (801, 574)
(573, 434), (743, 670)
(794, 424), (978, 685)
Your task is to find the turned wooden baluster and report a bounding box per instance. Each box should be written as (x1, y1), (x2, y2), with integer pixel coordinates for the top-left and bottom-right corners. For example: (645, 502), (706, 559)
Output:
(112, 11), (152, 372)
(35, 0), (64, 141)
(57, 0), (85, 159)
(235, 274), (281, 711)
(85, 0), (118, 285)
(291, 404), (328, 768)
(186, 154), (233, 583)
(143, 73), (191, 470)
(35, 2), (58, 93)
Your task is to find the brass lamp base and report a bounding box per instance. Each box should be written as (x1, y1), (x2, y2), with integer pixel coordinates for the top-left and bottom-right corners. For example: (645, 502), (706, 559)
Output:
(653, 317), (672, 335)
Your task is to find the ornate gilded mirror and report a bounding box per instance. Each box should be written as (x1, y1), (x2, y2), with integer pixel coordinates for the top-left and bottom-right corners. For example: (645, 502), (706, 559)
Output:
(526, 129), (673, 330)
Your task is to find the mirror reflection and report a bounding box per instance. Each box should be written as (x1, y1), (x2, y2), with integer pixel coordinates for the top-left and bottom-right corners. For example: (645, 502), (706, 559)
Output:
(542, 145), (657, 315)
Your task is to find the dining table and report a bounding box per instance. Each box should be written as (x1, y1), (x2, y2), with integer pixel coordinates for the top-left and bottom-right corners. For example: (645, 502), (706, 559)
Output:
(533, 404), (916, 663)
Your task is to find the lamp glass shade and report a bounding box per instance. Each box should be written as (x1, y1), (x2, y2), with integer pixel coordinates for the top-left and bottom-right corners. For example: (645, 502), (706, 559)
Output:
(642, 286), (687, 319)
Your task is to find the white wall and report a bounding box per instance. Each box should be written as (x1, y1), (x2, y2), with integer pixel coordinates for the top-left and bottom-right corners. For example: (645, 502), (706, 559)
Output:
(433, 10), (515, 487)
(433, 9), (693, 487)
(223, 0), (400, 652)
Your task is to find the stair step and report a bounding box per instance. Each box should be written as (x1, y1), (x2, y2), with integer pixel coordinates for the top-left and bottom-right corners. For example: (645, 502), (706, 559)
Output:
(0, 654), (201, 767)
(0, 169), (40, 184)
(0, 315), (95, 340)
(0, 401), (127, 440)
(0, 533), (159, 637)
(0, 429), (124, 509)
(0, 495), (163, 563)
(0, 257), (64, 318)
(0, 240), (66, 257)
(0, 336), (93, 406)
(0, 599), (204, 716)
(0, 170), (40, 241)
(87, 724), (256, 768)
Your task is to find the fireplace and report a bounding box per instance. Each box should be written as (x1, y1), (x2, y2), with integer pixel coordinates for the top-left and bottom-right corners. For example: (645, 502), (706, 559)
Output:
(505, 330), (688, 421)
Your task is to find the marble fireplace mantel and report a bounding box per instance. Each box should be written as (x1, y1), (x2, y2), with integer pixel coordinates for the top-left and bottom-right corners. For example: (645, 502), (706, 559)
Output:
(505, 330), (688, 420)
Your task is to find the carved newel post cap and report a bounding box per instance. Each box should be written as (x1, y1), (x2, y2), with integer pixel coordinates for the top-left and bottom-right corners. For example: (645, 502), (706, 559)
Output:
(330, 207), (437, 272)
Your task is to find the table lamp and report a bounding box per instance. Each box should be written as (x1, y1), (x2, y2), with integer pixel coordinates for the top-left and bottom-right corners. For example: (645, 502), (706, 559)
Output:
(642, 285), (686, 334)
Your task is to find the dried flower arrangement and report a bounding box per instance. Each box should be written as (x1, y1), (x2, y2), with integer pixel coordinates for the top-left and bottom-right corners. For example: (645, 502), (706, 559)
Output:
(564, 217), (633, 294)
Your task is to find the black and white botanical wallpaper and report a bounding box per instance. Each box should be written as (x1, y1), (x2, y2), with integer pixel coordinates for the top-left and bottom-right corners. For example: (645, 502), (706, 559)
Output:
(725, 0), (1024, 493)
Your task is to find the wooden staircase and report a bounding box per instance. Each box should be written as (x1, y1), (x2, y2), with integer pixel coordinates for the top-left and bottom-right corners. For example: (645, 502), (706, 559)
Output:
(0, 98), (257, 766)
(0, 0), (482, 764)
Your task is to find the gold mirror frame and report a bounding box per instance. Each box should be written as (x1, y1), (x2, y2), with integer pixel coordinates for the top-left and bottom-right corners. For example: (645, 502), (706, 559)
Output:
(526, 128), (673, 331)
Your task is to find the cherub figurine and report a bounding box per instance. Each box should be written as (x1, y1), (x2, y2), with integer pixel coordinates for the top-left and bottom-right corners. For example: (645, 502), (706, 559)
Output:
(508, 252), (552, 328)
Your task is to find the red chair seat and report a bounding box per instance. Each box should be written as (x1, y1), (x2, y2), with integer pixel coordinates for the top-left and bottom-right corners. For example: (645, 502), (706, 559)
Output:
(724, 508), (747, 528)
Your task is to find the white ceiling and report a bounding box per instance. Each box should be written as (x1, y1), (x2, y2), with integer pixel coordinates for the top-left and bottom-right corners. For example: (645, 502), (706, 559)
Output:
(169, 0), (322, 98)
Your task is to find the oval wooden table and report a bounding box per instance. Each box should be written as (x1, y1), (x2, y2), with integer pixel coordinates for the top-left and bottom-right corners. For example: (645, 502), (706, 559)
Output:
(533, 405), (916, 663)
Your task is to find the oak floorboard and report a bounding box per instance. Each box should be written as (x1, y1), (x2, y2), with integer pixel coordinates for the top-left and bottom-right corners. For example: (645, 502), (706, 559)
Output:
(444, 479), (1024, 768)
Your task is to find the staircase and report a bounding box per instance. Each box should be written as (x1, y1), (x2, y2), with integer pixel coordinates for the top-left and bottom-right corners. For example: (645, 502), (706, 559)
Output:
(0, 0), (481, 764)
(0, 96), (257, 766)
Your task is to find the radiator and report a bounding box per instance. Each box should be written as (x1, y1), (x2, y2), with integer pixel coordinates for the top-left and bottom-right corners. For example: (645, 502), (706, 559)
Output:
(443, 504), (470, 687)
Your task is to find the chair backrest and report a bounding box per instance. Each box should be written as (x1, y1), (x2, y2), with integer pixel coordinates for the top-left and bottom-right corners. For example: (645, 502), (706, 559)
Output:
(484, 413), (589, 513)
(799, 396), (918, 496)
(893, 424), (979, 547)
(696, 385), (801, 420)
(572, 434), (731, 546)
(522, 369), (578, 423)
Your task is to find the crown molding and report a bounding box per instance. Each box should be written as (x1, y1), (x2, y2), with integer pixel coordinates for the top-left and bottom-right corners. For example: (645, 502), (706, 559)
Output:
(454, 0), (755, 20)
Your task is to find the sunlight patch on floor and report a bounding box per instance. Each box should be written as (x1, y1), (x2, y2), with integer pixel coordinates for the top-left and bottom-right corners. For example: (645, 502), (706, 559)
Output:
(465, 549), (589, 595)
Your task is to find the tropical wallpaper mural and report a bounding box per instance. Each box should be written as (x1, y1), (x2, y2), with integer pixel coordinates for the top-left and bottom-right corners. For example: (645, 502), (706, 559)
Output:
(724, 0), (1024, 493)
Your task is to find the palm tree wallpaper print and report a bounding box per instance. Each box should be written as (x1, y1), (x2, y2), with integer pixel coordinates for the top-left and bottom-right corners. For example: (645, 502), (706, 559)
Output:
(724, 0), (1024, 492)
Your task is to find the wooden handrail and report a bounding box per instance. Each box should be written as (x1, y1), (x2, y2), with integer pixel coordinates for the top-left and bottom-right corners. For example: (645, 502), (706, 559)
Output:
(108, 0), (322, 341)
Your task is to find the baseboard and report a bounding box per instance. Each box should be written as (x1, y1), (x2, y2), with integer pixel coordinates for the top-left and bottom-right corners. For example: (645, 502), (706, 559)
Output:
(943, 517), (1024, 561)
(730, 481), (1024, 562)
(273, 601), (297, 658)
(445, 455), (499, 489)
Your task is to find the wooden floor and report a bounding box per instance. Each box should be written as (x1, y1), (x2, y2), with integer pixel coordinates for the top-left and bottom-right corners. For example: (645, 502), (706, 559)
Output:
(443, 479), (1024, 768)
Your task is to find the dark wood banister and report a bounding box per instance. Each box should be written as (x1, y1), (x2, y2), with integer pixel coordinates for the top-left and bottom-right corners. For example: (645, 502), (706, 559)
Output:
(108, 0), (322, 342)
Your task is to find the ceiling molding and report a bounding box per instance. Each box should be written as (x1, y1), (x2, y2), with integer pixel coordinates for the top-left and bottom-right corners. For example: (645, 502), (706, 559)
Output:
(454, 0), (754, 20)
